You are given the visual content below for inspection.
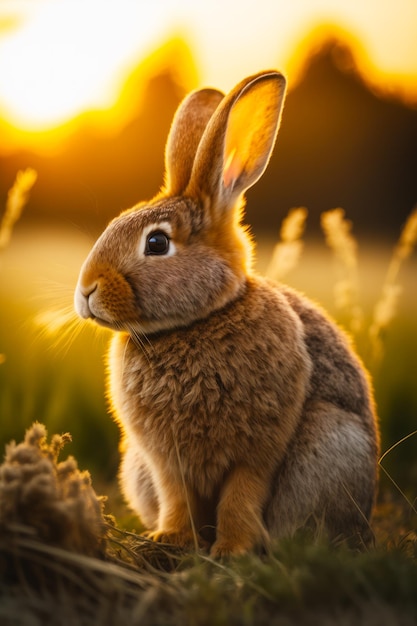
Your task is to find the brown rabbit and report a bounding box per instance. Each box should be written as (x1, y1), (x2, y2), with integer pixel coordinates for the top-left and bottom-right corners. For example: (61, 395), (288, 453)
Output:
(74, 70), (379, 557)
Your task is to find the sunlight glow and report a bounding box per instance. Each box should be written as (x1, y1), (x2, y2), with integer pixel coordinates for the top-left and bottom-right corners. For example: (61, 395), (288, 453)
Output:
(0, 0), (169, 129)
(0, 0), (416, 142)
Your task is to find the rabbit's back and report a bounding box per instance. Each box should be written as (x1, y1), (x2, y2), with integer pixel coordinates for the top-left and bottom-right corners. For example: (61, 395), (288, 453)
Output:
(281, 283), (377, 431)
(267, 283), (379, 540)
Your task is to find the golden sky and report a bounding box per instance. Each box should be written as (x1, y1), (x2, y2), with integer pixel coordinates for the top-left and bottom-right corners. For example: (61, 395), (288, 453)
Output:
(0, 0), (416, 136)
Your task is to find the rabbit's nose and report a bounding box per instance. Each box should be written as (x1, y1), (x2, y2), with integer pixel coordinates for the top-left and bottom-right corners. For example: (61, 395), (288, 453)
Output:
(79, 282), (98, 298)
(74, 281), (97, 319)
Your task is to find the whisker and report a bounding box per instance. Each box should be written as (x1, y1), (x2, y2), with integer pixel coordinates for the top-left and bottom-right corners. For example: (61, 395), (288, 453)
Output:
(132, 322), (153, 351)
(126, 324), (152, 366)
(33, 305), (87, 357)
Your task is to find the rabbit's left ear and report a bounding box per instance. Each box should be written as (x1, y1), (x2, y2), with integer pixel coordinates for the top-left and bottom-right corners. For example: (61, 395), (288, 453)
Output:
(187, 71), (286, 208)
(164, 88), (224, 195)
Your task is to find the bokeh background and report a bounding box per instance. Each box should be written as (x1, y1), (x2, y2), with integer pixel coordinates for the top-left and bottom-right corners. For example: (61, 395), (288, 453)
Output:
(0, 0), (416, 502)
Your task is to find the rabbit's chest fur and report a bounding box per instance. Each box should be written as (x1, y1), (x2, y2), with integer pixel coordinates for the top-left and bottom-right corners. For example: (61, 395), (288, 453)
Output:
(108, 278), (312, 494)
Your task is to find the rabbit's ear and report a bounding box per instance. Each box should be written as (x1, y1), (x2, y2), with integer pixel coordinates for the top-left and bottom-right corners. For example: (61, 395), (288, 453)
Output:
(164, 88), (224, 195)
(187, 71), (286, 209)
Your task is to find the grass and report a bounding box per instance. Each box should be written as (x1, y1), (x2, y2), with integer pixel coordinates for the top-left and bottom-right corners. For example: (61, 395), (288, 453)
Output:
(0, 420), (415, 626)
(1, 502), (417, 625)
(1, 176), (417, 624)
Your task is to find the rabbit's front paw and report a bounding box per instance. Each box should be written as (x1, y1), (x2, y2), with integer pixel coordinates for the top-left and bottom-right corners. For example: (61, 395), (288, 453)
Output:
(210, 538), (249, 559)
(143, 528), (207, 550)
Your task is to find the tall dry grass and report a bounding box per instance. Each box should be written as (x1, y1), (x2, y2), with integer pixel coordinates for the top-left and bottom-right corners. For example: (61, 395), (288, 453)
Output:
(0, 168), (37, 252)
(268, 204), (417, 367)
(0, 168), (37, 366)
(369, 206), (417, 364)
(265, 206), (308, 280)
(320, 207), (363, 335)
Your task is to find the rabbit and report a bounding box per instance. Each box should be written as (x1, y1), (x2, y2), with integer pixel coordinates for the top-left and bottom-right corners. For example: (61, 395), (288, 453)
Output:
(74, 70), (379, 557)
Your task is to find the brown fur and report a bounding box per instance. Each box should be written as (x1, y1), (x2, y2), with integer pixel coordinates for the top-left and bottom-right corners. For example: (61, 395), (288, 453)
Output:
(74, 71), (379, 556)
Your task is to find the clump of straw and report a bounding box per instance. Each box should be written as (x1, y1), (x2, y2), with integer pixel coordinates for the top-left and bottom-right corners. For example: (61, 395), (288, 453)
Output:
(265, 207), (308, 280)
(0, 167), (37, 252)
(0, 422), (107, 557)
(321, 208), (363, 334)
(369, 206), (417, 363)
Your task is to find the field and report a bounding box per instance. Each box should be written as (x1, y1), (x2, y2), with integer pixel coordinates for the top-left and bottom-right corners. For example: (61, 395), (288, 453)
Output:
(1, 210), (417, 624)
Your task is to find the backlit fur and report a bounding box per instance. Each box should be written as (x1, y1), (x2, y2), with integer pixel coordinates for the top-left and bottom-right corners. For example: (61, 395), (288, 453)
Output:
(75, 71), (379, 556)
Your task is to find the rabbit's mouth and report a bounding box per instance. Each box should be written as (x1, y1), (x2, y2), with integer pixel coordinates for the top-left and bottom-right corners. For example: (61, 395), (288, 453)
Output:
(90, 314), (116, 330)
(74, 283), (118, 330)
(76, 297), (128, 332)
(74, 271), (141, 332)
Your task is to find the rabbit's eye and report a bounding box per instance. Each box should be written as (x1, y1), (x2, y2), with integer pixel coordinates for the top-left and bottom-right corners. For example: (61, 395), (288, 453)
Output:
(145, 231), (170, 255)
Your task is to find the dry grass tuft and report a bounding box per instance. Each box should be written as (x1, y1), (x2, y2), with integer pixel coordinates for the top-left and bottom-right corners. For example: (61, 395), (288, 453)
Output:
(0, 422), (107, 557)
(0, 423), (189, 624)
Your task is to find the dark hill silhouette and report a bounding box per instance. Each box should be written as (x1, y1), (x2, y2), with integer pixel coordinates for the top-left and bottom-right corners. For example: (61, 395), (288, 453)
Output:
(248, 39), (417, 241)
(1, 37), (416, 243)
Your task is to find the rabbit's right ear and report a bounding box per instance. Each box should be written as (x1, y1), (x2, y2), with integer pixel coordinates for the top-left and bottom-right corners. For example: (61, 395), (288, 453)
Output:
(186, 71), (286, 213)
(164, 88), (224, 195)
